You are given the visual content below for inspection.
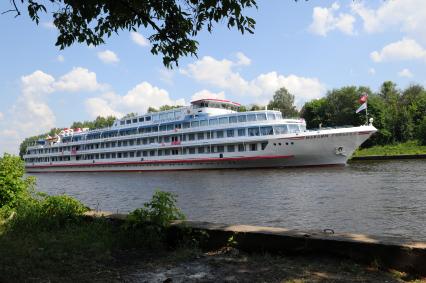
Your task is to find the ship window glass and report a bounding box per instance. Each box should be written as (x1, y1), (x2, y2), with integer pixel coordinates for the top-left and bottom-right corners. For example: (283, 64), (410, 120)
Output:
(158, 150), (163, 156)
(120, 121), (125, 125)
(139, 117), (144, 122)
(274, 125), (287, 135)
(227, 129), (234, 137)
(288, 124), (300, 133)
(137, 151), (141, 157)
(217, 145), (224, 153)
(172, 149), (179, 155)
(182, 148), (187, 155)
(189, 147), (196, 154)
(160, 125), (167, 131)
(197, 133), (204, 140)
(238, 128), (246, 136)
(145, 116), (151, 121)
(275, 113), (282, 119)
(191, 121), (199, 127)
(142, 138), (147, 145)
(216, 131), (224, 138)
(164, 136), (170, 142)
(261, 126), (273, 136)
(117, 153), (122, 158)
(132, 118), (137, 123)
(206, 132), (211, 139)
(145, 127), (151, 133)
(160, 113), (167, 120)
(118, 141), (122, 147)
(126, 120), (131, 124)
(250, 144), (257, 151)
(183, 122), (190, 129)
(181, 135), (186, 141)
(198, 147), (204, 154)
(150, 137), (156, 143)
(150, 150), (155, 156)
(129, 140), (134, 146)
(267, 113), (275, 120)
(261, 142), (268, 150)
(248, 127), (260, 136)
(152, 126), (158, 132)
(247, 114), (256, 121)
(168, 112), (175, 119)
(219, 117), (228, 124)
(200, 120), (208, 126)
(123, 141), (128, 146)
(138, 128), (144, 134)
(238, 115), (247, 122)
(165, 149), (170, 155)
(209, 118), (218, 125)
(167, 124), (174, 131)
(123, 152), (128, 158)
(300, 125), (306, 132)
(130, 152), (135, 157)
(188, 134), (195, 141)
(257, 113), (267, 121)
(143, 151), (148, 157)
(229, 116), (237, 123)
(227, 145), (235, 152)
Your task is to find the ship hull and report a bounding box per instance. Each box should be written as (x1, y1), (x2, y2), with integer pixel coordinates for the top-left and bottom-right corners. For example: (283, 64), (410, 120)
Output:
(26, 125), (376, 173)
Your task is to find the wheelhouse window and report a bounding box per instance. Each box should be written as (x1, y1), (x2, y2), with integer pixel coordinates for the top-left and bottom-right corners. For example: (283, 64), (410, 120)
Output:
(145, 116), (151, 121)
(132, 118), (137, 123)
(200, 120), (208, 127)
(274, 125), (288, 135)
(288, 124), (300, 133)
(256, 113), (267, 121)
(219, 117), (228, 124)
(247, 114), (256, 122)
(191, 121), (200, 127)
(126, 120), (131, 124)
(248, 127), (260, 136)
(209, 118), (218, 125)
(139, 117), (144, 122)
(267, 113), (275, 120)
(238, 115), (247, 123)
(229, 116), (237, 123)
(183, 122), (190, 129)
(260, 126), (273, 136)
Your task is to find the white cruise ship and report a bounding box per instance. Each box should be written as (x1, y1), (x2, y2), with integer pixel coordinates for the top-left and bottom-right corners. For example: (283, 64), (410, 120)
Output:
(24, 99), (376, 173)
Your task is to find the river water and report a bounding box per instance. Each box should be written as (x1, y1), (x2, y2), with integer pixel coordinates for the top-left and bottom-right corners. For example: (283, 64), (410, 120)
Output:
(30, 160), (426, 242)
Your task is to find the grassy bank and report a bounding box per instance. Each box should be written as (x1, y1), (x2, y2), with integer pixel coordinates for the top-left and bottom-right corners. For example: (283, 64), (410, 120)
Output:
(354, 140), (426, 157)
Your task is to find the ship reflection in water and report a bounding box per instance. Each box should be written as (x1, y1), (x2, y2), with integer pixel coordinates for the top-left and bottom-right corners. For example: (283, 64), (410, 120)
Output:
(30, 159), (426, 242)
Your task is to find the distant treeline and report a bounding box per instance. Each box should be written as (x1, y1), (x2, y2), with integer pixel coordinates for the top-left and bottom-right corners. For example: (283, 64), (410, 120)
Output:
(19, 81), (426, 157)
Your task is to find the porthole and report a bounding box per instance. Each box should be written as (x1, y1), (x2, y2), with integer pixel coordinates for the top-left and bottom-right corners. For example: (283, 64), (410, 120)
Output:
(273, 143), (276, 146)
(286, 142), (289, 145)
(279, 143), (282, 146)
(291, 142), (294, 145)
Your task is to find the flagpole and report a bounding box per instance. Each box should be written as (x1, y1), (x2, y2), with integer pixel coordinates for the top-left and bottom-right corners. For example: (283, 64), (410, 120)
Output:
(365, 102), (368, 125)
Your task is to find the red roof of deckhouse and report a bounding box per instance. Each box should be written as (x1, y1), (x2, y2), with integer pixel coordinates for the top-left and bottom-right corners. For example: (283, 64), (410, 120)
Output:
(190, 98), (241, 107)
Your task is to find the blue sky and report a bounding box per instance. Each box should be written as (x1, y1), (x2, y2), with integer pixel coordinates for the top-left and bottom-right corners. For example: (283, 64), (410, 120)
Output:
(1, 0), (425, 154)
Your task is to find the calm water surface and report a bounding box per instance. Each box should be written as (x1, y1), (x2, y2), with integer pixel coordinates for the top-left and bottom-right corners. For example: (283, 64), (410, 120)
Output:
(30, 160), (426, 241)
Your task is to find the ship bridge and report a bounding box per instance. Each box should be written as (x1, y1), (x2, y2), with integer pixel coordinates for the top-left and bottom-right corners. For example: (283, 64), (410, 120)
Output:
(190, 98), (240, 116)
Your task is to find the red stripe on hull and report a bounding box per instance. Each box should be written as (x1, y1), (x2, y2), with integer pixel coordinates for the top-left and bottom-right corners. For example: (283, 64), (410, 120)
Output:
(27, 163), (344, 173)
(26, 155), (294, 169)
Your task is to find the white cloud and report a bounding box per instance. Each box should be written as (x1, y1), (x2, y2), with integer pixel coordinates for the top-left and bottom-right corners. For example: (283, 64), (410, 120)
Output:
(54, 67), (105, 92)
(235, 52), (251, 66)
(398, 68), (414, 78)
(42, 21), (56, 30)
(309, 2), (356, 36)
(182, 55), (325, 107)
(97, 50), (120, 64)
(351, 0), (426, 43)
(57, 55), (65, 62)
(130, 32), (150, 47)
(0, 68), (107, 155)
(191, 90), (226, 102)
(85, 82), (185, 118)
(0, 112), (3, 121)
(370, 38), (426, 63)
(368, 68), (376, 75)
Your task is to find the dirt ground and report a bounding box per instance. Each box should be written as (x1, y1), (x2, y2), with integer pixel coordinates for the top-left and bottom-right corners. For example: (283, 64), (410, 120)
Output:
(112, 247), (424, 283)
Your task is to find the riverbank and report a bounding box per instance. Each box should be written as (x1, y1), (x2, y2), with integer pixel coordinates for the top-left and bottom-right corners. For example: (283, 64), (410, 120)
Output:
(353, 140), (426, 157)
(1, 216), (424, 282)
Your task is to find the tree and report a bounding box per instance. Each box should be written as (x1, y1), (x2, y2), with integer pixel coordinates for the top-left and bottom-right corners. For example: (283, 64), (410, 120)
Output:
(6, 0), (257, 68)
(267, 87), (298, 117)
(300, 98), (328, 129)
(417, 117), (426, 146)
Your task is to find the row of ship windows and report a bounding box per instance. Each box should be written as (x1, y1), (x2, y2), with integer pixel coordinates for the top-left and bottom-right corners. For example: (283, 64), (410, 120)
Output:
(62, 123), (303, 143)
(26, 143), (268, 163)
(117, 112), (283, 127)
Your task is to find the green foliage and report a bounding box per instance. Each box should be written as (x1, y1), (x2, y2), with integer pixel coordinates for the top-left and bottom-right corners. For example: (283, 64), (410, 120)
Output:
(147, 105), (183, 113)
(353, 140), (426, 157)
(70, 115), (116, 130)
(268, 87), (298, 117)
(126, 191), (185, 228)
(10, 0), (257, 68)
(417, 116), (426, 145)
(0, 154), (35, 211)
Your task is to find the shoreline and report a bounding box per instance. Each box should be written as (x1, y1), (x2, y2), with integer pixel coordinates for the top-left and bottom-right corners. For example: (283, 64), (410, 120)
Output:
(351, 154), (426, 161)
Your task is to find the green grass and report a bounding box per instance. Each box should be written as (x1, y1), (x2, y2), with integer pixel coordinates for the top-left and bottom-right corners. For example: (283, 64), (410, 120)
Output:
(354, 140), (426, 157)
